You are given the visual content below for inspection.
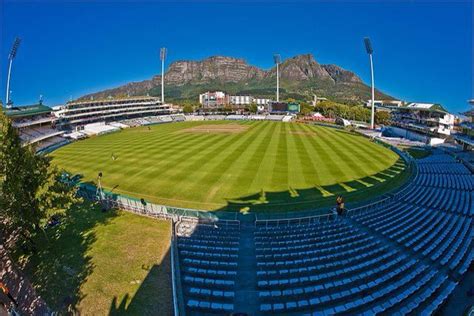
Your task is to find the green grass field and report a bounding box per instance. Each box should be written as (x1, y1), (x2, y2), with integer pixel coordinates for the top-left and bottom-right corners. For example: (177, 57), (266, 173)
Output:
(51, 121), (408, 213)
(15, 204), (172, 315)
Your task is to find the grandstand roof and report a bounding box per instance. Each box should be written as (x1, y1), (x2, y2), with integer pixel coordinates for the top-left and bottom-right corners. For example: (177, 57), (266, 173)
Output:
(404, 102), (448, 113)
(5, 104), (52, 118)
(68, 96), (160, 106)
(462, 109), (474, 118)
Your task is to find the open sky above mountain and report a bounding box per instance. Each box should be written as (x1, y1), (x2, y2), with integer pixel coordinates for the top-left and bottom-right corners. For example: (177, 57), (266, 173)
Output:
(0, 1), (472, 113)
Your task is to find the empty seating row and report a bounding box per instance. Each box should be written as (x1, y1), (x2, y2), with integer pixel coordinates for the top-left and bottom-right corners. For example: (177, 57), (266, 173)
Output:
(257, 238), (382, 269)
(402, 186), (473, 215)
(183, 275), (235, 288)
(257, 244), (391, 279)
(417, 162), (470, 175)
(414, 173), (474, 191)
(417, 153), (461, 164)
(256, 232), (367, 255)
(186, 299), (233, 313)
(178, 242), (238, 253)
(184, 266), (237, 278)
(255, 219), (347, 237)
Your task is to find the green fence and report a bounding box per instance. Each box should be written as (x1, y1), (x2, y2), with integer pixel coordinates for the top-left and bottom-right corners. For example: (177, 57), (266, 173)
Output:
(77, 183), (239, 222)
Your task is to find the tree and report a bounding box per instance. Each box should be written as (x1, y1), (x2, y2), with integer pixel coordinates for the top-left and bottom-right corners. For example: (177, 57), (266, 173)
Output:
(182, 104), (194, 114)
(299, 102), (312, 116)
(249, 103), (258, 114)
(0, 110), (77, 250)
(375, 111), (391, 125)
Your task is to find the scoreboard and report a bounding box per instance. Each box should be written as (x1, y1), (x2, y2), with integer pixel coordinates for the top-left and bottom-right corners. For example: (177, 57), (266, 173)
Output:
(269, 102), (300, 113)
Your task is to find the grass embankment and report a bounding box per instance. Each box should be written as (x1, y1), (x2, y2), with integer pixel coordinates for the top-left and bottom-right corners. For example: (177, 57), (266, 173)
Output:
(15, 204), (172, 315)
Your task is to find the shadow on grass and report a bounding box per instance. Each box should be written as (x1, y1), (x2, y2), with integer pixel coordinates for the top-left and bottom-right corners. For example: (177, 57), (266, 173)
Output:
(16, 201), (118, 312)
(108, 250), (172, 315)
(218, 157), (411, 218)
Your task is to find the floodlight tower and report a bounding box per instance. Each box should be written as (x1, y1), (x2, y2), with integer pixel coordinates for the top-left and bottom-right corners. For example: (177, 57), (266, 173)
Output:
(273, 54), (281, 102)
(5, 37), (21, 108)
(160, 48), (167, 104)
(364, 37), (375, 129)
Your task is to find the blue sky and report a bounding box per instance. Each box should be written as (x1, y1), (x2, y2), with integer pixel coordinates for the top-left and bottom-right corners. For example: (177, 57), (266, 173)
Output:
(0, 1), (472, 113)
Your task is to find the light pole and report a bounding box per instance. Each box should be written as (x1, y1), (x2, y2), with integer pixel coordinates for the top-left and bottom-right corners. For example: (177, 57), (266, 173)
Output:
(160, 48), (167, 104)
(364, 37), (375, 129)
(5, 37), (21, 108)
(273, 54), (281, 102)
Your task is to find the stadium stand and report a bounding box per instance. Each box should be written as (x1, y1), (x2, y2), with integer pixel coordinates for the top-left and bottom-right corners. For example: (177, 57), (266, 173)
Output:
(54, 96), (172, 127)
(184, 115), (205, 121)
(172, 150), (474, 315)
(5, 103), (67, 152)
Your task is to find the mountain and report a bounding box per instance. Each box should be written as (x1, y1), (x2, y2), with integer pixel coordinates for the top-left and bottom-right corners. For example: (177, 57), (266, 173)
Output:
(80, 54), (393, 104)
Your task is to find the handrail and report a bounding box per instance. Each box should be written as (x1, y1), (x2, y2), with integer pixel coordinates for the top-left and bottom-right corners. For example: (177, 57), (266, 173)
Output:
(255, 212), (336, 227)
(171, 220), (185, 316)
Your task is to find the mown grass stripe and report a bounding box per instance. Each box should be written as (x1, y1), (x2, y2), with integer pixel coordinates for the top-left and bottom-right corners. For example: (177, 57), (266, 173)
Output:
(247, 122), (283, 194)
(271, 123), (289, 189)
(173, 121), (269, 201)
(204, 122), (275, 202)
(218, 121), (277, 200)
(308, 125), (389, 173)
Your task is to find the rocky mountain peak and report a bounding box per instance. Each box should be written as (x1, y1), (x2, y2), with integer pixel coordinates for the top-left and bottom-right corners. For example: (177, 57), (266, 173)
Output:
(268, 53), (333, 81)
(164, 56), (264, 85)
(79, 53), (384, 102)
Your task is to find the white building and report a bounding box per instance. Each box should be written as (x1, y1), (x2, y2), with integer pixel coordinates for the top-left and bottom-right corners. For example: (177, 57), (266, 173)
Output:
(199, 91), (228, 108)
(229, 95), (252, 106)
(254, 98), (272, 106)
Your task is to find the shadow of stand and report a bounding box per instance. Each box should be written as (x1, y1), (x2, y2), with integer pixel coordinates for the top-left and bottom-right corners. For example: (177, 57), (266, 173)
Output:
(109, 250), (172, 315)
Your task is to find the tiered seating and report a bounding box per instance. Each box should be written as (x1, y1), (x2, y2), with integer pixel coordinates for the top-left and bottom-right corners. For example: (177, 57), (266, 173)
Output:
(177, 221), (239, 314)
(20, 126), (62, 142)
(36, 136), (69, 151)
(351, 200), (473, 276)
(416, 162), (471, 175)
(414, 173), (474, 191)
(254, 219), (456, 315)
(417, 153), (459, 164)
(120, 118), (151, 127)
(402, 186), (473, 215)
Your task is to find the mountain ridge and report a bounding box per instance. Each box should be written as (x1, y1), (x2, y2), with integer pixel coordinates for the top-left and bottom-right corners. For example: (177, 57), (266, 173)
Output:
(80, 53), (393, 103)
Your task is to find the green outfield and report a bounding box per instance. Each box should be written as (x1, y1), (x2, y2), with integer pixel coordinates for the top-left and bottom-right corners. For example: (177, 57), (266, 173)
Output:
(51, 121), (409, 213)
